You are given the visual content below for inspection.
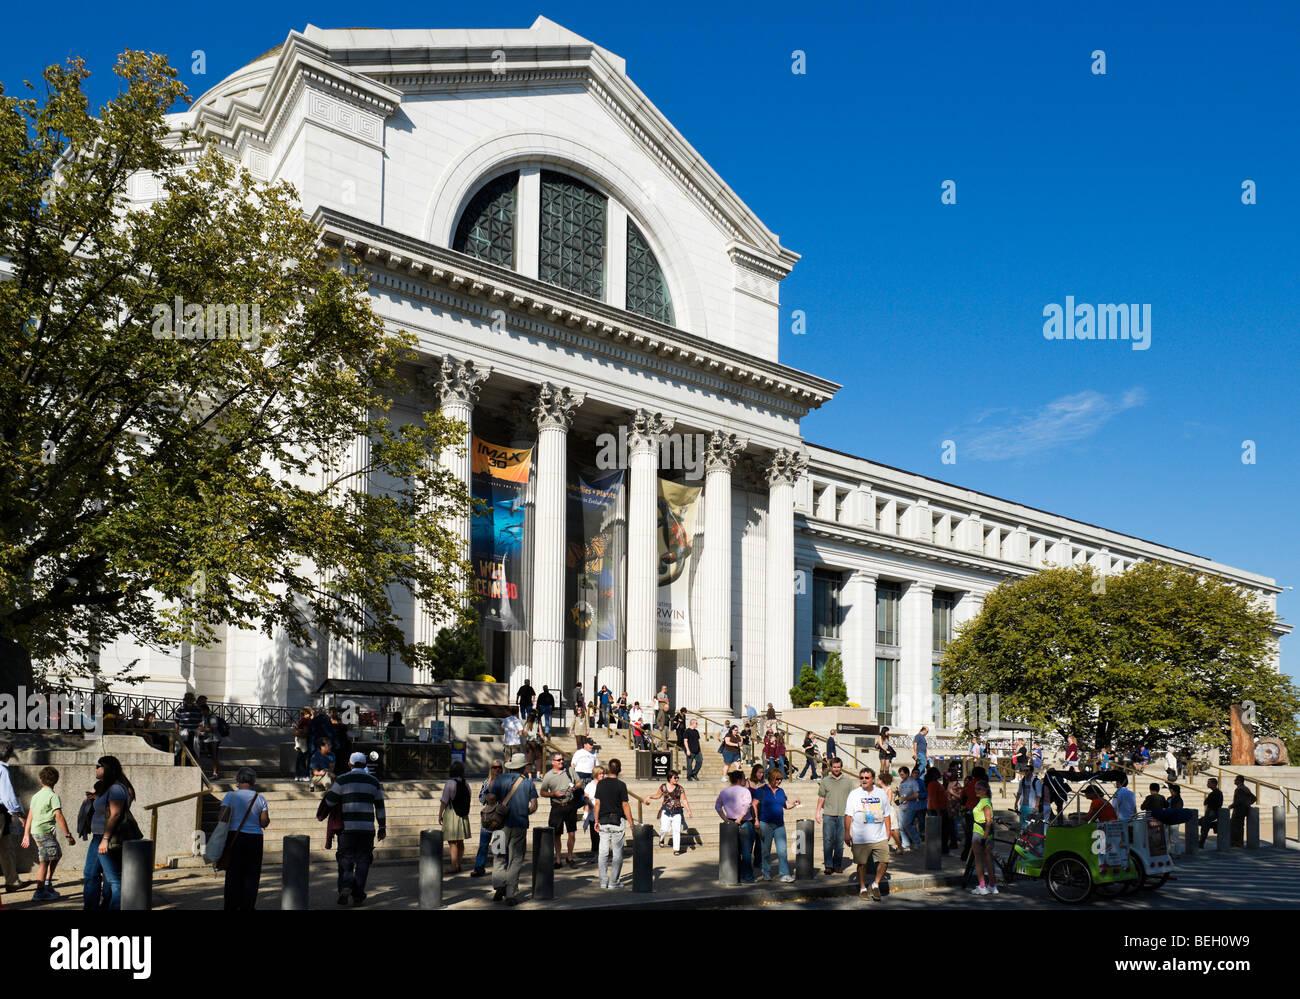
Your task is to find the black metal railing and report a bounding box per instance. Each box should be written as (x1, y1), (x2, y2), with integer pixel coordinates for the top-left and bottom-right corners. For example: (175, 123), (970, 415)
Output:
(59, 687), (301, 728)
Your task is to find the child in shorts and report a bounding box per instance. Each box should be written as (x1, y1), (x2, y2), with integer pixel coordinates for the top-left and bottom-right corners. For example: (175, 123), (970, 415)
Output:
(21, 766), (76, 901)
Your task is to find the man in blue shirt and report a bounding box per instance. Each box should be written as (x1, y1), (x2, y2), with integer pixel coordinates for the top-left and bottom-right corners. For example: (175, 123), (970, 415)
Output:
(1113, 774), (1137, 821)
(912, 726), (928, 777)
(488, 753), (538, 905)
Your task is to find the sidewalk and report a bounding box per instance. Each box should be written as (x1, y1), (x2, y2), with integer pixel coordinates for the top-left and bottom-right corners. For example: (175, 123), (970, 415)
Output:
(6, 833), (964, 911)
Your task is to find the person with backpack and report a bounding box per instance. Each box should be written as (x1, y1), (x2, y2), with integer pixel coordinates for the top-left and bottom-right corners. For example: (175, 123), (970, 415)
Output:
(483, 752), (538, 904)
(83, 756), (138, 910)
(216, 767), (269, 910)
(438, 760), (472, 873)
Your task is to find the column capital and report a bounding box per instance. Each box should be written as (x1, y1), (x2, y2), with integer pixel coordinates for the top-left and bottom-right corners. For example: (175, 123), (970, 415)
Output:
(436, 354), (490, 408)
(704, 430), (748, 474)
(850, 568), (879, 583)
(627, 408), (675, 452)
(765, 447), (808, 487)
(532, 382), (585, 432)
(907, 580), (936, 596)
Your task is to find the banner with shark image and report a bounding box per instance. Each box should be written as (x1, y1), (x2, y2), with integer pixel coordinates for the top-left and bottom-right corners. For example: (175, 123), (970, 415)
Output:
(470, 435), (531, 630)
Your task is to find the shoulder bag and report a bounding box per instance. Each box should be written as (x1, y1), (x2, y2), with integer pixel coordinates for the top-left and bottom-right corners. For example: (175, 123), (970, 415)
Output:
(480, 776), (524, 831)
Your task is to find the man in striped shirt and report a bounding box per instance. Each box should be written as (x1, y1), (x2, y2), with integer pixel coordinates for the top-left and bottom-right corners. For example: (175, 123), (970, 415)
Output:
(322, 752), (387, 906)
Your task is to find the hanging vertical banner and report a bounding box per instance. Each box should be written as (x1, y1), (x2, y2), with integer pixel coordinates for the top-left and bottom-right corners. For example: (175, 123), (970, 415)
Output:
(566, 470), (623, 641)
(656, 479), (700, 649)
(470, 435), (532, 630)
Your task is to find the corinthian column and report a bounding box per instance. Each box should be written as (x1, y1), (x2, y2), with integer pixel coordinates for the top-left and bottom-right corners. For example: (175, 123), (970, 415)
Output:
(700, 430), (747, 714)
(530, 382), (584, 693)
(764, 448), (807, 711)
(625, 409), (675, 702)
(423, 356), (489, 655)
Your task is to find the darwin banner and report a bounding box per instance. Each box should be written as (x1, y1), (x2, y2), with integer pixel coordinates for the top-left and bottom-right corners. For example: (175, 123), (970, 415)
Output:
(470, 435), (531, 630)
(656, 478), (700, 649)
(565, 470), (624, 641)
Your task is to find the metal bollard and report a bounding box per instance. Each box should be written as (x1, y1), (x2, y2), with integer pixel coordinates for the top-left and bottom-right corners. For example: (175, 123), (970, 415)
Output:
(632, 823), (654, 892)
(531, 827), (555, 900)
(420, 829), (444, 909)
(795, 819), (815, 880)
(1246, 807), (1259, 850)
(1216, 811), (1231, 851)
(925, 815), (942, 871)
(1184, 809), (1198, 854)
(121, 839), (154, 911)
(718, 822), (739, 885)
(1274, 806), (1287, 850)
(281, 834), (310, 910)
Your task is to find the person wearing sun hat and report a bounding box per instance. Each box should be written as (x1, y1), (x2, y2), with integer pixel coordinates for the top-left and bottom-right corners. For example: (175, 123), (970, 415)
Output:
(486, 752), (538, 905)
(322, 751), (386, 906)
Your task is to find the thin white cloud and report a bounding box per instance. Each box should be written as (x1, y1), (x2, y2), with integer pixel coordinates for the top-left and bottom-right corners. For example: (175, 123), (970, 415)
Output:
(955, 388), (1145, 461)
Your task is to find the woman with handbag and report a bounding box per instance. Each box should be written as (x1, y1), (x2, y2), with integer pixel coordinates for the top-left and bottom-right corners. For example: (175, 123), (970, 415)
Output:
(83, 756), (138, 910)
(875, 728), (895, 778)
(214, 767), (270, 910)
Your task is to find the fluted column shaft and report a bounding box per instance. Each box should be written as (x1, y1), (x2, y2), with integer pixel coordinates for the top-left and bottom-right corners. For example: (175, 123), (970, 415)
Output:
(701, 431), (746, 713)
(900, 580), (935, 731)
(763, 449), (806, 711)
(625, 410), (674, 702)
(844, 570), (877, 710)
(530, 384), (583, 693)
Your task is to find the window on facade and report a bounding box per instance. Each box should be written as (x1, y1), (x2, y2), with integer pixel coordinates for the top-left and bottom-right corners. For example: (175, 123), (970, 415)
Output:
(876, 581), (900, 645)
(539, 170), (606, 298)
(813, 570), (842, 639)
(625, 220), (674, 324)
(933, 592), (954, 652)
(452, 171), (518, 267)
(875, 658), (897, 726)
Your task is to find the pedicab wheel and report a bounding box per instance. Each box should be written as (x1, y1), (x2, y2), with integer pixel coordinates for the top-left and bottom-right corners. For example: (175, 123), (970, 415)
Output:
(1129, 852), (1169, 891)
(1000, 848), (1018, 885)
(1046, 855), (1094, 904)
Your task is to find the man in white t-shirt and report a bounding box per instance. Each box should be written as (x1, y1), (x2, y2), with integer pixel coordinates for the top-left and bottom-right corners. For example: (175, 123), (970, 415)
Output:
(844, 767), (893, 901)
(502, 714), (523, 755)
(571, 738), (598, 780)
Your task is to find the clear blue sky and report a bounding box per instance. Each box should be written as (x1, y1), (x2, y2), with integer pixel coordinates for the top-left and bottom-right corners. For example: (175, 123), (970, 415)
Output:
(5, 1), (1297, 680)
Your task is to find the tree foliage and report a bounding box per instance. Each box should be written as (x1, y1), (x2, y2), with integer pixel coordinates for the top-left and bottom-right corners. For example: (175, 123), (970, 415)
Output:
(939, 562), (1299, 756)
(0, 53), (471, 683)
(789, 664), (821, 708)
(428, 612), (489, 682)
(818, 652), (848, 706)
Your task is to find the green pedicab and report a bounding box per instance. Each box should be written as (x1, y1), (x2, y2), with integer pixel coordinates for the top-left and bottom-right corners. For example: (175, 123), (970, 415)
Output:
(1011, 770), (1138, 904)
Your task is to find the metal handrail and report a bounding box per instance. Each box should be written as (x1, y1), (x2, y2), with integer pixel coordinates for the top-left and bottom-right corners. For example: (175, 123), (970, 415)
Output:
(1173, 757), (1296, 815)
(141, 789), (214, 845)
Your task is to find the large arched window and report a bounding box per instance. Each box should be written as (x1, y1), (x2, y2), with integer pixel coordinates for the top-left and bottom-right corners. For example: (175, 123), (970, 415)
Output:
(449, 168), (676, 325)
(452, 170), (517, 267)
(625, 220), (675, 325)
(539, 170), (606, 298)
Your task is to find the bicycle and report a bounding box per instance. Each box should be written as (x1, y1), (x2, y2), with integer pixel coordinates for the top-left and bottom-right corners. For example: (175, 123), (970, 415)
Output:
(962, 816), (1019, 890)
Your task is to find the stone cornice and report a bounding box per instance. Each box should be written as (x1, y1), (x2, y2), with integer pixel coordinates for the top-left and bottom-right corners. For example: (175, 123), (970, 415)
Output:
(313, 208), (839, 417)
(799, 518), (1031, 580)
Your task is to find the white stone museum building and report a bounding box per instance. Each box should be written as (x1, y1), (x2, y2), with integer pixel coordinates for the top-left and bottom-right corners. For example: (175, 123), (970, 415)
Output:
(98, 19), (1288, 730)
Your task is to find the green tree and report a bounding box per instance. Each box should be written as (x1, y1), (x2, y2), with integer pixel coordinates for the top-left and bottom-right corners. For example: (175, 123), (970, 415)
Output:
(818, 652), (848, 706)
(789, 664), (821, 708)
(0, 53), (471, 684)
(939, 562), (1299, 755)
(428, 612), (489, 682)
